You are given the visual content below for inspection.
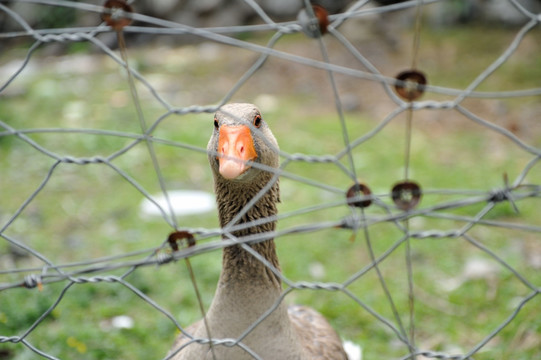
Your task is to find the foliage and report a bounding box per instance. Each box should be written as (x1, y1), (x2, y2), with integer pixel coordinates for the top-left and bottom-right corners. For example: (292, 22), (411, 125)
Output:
(1, 24), (540, 360)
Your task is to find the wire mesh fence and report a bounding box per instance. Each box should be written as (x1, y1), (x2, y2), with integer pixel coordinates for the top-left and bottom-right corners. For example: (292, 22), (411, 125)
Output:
(1, 0), (540, 359)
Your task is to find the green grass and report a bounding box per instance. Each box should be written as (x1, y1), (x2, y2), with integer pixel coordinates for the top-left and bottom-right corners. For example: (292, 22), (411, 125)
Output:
(1, 24), (541, 360)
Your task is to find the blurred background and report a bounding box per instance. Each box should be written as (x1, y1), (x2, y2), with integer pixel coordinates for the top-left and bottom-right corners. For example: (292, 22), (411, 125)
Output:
(1, 0), (541, 359)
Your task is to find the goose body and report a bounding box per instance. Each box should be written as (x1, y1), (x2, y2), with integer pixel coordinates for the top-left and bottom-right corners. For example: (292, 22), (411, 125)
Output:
(169, 103), (348, 360)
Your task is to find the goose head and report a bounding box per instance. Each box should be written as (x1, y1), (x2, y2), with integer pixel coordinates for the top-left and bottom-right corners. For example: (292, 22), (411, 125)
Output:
(208, 103), (279, 183)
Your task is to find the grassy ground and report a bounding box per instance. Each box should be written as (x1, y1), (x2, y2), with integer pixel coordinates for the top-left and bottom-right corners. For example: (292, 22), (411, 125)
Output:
(1, 22), (541, 360)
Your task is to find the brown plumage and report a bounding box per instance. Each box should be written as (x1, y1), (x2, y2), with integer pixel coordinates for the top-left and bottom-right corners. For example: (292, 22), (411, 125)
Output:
(168, 103), (348, 360)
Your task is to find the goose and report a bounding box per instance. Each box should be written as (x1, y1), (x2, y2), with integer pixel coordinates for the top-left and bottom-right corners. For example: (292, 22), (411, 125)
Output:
(168, 103), (348, 360)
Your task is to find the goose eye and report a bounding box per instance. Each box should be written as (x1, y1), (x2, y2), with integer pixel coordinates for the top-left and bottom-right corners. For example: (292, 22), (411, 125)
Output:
(213, 117), (219, 129)
(253, 114), (262, 128)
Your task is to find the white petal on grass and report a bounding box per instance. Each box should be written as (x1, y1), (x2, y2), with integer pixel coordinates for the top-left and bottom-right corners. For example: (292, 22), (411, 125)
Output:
(140, 190), (215, 219)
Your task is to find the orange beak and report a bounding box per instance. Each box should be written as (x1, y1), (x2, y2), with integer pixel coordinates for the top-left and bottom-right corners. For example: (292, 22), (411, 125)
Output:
(218, 125), (258, 179)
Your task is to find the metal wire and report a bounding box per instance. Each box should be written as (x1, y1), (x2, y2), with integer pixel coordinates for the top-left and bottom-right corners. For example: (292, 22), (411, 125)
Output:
(1, 0), (540, 359)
